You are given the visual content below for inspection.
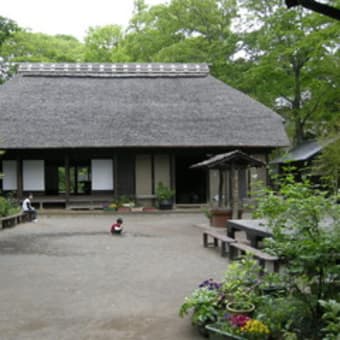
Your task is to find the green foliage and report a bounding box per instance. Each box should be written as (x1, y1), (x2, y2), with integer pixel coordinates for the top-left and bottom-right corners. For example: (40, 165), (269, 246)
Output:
(0, 16), (20, 48)
(319, 299), (340, 340)
(312, 137), (340, 195)
(253, 173), (340, 338)
(179, 287), (221, 326)
(0, 195), (20, 217)
(155, 182), (175, 201)
(84, 25), (130, 62)
(0, 31), (84, 62)
(236, 0), (340, 145)
(255, 296), (309, 339)
(0, 16), (21, 83)
(0, 196), (10, 217)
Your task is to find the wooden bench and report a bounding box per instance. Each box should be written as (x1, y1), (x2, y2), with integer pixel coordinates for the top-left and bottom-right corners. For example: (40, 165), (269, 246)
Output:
(0, 212), (25, 229)
(0, 211), (35, 229)
(229, 242), (279, 272)
(203, 230), (236, 257)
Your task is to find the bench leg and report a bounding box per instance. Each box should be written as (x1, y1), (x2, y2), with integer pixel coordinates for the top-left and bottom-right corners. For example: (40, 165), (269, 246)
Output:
(213, 237), (218, 248)
(203, 233), (208, 247)
(229, 245), (237, 260)
(221, 241), (229, 257)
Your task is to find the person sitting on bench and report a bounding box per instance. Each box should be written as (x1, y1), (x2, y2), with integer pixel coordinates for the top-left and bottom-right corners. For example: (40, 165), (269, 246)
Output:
(22, 193), (38, 222)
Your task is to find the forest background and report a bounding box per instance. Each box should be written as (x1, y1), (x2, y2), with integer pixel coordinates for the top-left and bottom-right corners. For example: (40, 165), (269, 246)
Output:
(0, 0), (339, 149)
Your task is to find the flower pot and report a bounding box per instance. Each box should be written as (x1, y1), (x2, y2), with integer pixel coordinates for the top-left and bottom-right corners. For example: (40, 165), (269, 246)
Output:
(210, 208), (242, 228)
(205, 323), (246, 340)
(158, 199), (173, 210)
(226, 302), (255, 315)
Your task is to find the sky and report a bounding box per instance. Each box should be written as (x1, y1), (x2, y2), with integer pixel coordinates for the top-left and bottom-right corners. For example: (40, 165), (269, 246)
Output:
(1, 0), (168, 41)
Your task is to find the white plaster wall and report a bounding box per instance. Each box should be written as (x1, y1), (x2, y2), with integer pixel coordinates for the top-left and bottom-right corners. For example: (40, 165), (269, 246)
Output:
(91, 159), (113, 190)
(23, 160), (45, 191)
(2, 161), (17, 190)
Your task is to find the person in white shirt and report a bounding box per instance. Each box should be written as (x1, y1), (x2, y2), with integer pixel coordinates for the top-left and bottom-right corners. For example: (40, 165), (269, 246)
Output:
(22, 193), (37, 221)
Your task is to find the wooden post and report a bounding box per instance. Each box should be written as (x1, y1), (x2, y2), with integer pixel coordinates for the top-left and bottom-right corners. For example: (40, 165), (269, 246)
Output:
(113, 154), (118, 199)
(218, 168), (224, 208)
(16, 157), (23, 199)
(170, 153), (176, 205)
(231, 163), (239, 219)
(65, 153), (70, 203)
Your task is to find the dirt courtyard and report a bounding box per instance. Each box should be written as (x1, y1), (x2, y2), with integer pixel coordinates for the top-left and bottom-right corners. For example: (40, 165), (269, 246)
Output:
(0, 213), (229, 340)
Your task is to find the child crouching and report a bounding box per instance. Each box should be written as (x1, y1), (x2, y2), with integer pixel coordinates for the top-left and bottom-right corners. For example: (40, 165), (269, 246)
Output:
(111, 217), (123, 235)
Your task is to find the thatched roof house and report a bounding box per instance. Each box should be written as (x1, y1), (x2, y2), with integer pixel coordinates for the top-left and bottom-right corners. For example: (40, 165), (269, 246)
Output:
(0, 63), (289, 208)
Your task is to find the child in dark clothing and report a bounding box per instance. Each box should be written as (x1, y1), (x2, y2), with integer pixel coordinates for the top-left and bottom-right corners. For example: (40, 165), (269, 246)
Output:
(111, 217), (123, 235)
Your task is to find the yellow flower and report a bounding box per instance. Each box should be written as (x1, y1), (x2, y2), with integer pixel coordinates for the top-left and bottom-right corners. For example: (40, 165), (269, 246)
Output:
(240, 319), (270, 335)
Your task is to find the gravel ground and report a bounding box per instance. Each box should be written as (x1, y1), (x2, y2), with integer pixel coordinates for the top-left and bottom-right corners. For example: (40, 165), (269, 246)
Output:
(0, 213), (229, 340)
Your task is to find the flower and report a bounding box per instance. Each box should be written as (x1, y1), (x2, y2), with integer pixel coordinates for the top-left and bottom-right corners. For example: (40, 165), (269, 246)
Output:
(198, 278), (221, 290)
(240, 319), (270, 335)
(218, 314), (270, 339)
(229, 314), (251, 327)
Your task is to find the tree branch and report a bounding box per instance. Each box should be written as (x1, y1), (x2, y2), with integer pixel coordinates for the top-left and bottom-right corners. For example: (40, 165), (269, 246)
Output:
(285, 0), (340, 21)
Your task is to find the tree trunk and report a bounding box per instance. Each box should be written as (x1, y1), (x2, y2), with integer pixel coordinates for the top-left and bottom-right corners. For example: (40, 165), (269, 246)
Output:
(292, 58), (304, 145)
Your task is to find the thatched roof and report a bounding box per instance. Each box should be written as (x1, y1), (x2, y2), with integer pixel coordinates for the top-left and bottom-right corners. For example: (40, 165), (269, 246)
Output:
(191, 150), (265, 169)
(0, 63), (289, 149)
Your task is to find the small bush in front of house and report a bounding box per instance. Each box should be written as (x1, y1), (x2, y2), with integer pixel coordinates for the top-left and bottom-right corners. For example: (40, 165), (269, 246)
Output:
(0, 194), (20, 217)
(0, 196), (10, 216)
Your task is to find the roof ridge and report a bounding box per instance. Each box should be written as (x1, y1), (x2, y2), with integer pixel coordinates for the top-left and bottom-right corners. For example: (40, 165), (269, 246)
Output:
(18, 62), (210, 78)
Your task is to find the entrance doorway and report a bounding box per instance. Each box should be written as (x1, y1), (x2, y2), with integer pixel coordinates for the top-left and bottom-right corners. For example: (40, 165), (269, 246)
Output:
(175, 155), (207, 204)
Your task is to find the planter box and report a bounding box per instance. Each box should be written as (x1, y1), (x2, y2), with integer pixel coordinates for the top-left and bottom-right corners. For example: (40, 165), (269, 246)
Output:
(210, 209), (242, 228)
(131, 207), (143, 212)
(143, 207), (157, 212)
(205, 323), (246, 340)
(103, 207), (117, 212)
(117, 207), (131, 213)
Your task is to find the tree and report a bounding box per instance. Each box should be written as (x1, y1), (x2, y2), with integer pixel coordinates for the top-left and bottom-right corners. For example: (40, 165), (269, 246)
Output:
(0, 16), (21, 83)
(123, 0), (238, 63)
(0, 16), (20, 48)
(0, 31), (84, 62)
(124, 1), (183, 62)
(235, 0), (340, 145)
(84, 25), (130, 62)
(312, 137), (340, 194)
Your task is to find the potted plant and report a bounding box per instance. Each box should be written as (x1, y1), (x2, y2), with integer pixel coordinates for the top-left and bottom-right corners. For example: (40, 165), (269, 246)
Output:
(179, 279), (223, 336)
(155, 182), (175, 210)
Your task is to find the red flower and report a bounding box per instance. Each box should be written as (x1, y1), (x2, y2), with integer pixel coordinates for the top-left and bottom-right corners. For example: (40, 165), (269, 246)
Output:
(229, 314), (251, 327)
